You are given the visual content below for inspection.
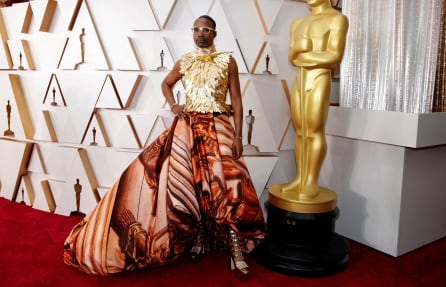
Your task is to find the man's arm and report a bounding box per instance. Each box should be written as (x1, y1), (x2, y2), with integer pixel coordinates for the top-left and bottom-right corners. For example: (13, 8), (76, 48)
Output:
(228, 56), (243, 159)
(161, 61), (182, 108)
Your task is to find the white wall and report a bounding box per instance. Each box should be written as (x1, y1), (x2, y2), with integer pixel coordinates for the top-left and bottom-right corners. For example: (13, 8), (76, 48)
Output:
(0, 0), (318, 215)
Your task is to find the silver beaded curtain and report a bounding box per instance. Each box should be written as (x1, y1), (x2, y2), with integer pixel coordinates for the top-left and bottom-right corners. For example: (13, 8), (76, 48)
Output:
(433, 0), (446, 112)
(340, 0), (444, 113)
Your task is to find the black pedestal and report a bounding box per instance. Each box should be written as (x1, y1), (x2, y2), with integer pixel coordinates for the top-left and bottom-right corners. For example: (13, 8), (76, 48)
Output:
(252, 202), (349, 277)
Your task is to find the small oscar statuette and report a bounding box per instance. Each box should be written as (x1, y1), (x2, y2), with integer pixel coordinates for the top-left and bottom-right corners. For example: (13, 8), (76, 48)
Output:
(17, 52), (25, 70)
(262, 54), (272, 75)
(90, 126), (98, 146)
(50, 87), (58, 106)
(74, 28), (87, 70)
(156, 50), (167, 71)
(20, 188), (26, 205)
(243, 109), (260, 154)
(4, 100), (15, 136)
(70, 178), (85, 216)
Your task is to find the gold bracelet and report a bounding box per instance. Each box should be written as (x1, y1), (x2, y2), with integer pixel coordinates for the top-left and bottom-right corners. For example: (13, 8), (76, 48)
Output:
(170, 103), (179, 110)
(234, 136), (242, 140)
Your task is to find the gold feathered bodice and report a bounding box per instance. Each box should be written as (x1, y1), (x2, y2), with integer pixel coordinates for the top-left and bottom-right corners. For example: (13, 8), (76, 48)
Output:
(179, 45), (232, 113)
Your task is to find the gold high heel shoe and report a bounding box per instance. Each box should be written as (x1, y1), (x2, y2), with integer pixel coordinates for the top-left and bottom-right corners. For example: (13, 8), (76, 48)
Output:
(188, 223), (205, 262)
(228, 228), (249, 280)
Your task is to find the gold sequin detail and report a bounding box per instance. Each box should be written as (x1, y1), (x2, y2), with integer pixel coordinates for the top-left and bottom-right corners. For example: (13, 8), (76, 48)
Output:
(180, 45), (231, 113)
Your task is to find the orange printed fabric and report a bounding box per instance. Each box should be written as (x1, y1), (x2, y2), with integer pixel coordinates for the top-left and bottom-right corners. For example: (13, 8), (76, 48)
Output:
(63, 113), (265, 275)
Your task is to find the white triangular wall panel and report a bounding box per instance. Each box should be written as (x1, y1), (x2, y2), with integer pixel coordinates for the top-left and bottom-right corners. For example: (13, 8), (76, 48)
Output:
(7, 40), (30, 70)
(40, 107), (69, 143)
(33, 109), (56, 142)
(0, 139), (29, 200)
(15, 72), (54, 131)
(220, 0), (264, 73)
(97, 110), (140, 149)
(56, 151), (101, 216)
(27, 173), (51, 212)
(242, 81), (278, 153)
(48, 179), (74, 215)
(149, 0), (177, 29)
(83, 147), (138, 188)
(186, 0), (213, 19)
(58, 1), (109, 70)
(87, 0), (159, 32)
(27, 144), (46, 174)
(126, 73), (167, 114)
(244, 156), (278, 199)
(129, 113), (159, 148)
(162, 1), (202, 60)
(95, 75), (123, 109)
(252, 43), (280, 75)
(86, 0), (156, 70)
(207, 0), (249, 73)
(83, 116), (108, 147)
(37, 144), (78, 181)
(0, 41), (11, 69)
(144, 115), (169, 146)
(55, 72), (107, 144)
(27, 0), (48, 34)
(130, 33), (174, 71)
(164, 35), (194, 63)
(105, 73), (142, 108)
(113, 117), (142, 149)
(25, 35), (67, 70)
(17, 176), (34, 206)
(280, 119), (296, 150)
(0, 3), (29, 39)
(54, 178), (97, 216)
(254, 0), (283, 34)
(51, 0), (82, 33)
(252, 77), (290, 145)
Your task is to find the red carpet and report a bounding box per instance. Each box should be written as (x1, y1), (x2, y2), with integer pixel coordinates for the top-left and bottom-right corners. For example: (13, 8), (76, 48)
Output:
(0, 197), (445, 287)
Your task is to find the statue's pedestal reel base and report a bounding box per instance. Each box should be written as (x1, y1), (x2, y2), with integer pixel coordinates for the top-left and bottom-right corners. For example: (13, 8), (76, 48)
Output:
(253, 184), (349, 277)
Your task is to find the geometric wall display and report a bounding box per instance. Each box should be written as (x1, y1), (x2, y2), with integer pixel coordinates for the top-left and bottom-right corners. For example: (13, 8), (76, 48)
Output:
(242, 79), (280, 152)
(0, 0), (317, 216)
(0, 12), (13, 69)
(84, 0), (159, 70)
(95, 74), (124, 109)
(43, 73), (66, 106)
(129, 33), (175, 71)
(253, 0), (283, 34)
(58, 0), (110, 70)
(148, 0), (177, 29)
(219, 0), (266, 74)
(208, 0), (250, 74)
(0, 139), (32, 201)
(251, 42), (280, 75)
(250, 77), (291, 147)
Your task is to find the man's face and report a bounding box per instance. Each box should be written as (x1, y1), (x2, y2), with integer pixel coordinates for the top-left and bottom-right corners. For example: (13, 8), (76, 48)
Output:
(192, 18), (216, 48)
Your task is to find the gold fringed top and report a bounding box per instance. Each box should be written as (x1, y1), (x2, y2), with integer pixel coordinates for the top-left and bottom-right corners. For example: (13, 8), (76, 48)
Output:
(179, 45), (232, 113)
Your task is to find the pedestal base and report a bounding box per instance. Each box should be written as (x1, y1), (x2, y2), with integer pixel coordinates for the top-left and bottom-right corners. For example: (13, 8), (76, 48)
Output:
(253, 203), (349, 277)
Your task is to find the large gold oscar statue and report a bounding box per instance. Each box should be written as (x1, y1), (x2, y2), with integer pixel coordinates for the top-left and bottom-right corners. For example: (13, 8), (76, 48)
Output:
(253, 0), (350, 276)
(269, 0), (348, 213)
